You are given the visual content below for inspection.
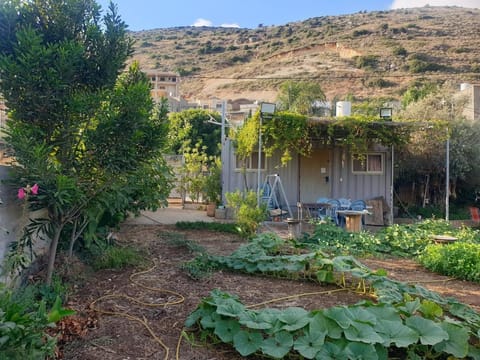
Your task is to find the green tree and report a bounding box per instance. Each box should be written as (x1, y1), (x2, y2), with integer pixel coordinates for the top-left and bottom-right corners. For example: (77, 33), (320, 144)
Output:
(396, 82), (480, 206)
(167, 109), (221, 157)
(276, 80), (326, 115)
(0, 0), (171, 284)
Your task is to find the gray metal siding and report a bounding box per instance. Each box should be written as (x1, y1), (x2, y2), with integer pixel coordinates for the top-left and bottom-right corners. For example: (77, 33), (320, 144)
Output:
(223, 139), (392, 210)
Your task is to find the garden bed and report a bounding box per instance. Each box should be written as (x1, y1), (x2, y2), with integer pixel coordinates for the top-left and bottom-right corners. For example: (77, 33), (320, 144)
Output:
(58, 224), (480, 359)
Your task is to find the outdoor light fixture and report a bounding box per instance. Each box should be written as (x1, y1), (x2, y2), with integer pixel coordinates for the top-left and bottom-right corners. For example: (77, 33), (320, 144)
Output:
(380, 107), (393, 120)
(257, 102), (276, 206)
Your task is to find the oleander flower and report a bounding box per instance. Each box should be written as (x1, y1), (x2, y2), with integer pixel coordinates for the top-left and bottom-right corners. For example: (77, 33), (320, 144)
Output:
(18, 188), (25, 200)
(31, 183), (39, 195)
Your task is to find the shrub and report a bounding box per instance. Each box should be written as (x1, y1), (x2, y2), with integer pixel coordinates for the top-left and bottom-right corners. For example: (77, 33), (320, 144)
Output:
(91, 246), (146, 270)
(419, 242), (480, 281)
(0, 286), (74, 359)
(225, 190), (267, 238)
(392, 46), (408, 56)
(355, 55), (379, 70)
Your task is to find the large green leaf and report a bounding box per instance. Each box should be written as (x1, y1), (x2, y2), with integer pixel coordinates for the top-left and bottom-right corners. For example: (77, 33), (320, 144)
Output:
(294, 330), (326, 359)
(261, 331), (293, 359)
(374, 320), (419, 347)
(344, 342), (379, 360)
(433, 322), (469, 358)
(215, 298), (245, 318)
(419, 300), (443, 319)
(238, 310), (277, 330)
(200, 312), (222, 329)
(233, 330), (263, 356)
(405, 316), (449, 345)
(214, 318), (241, 343)
(184, 306), (213, 327)
(310, 313), (342, 339)
(278, 307), (310, 331)
(314, 339), (349, 360)
(323, 307), (352, 329)
(347, 307), (378, 326)
(343, 321), (384, 344)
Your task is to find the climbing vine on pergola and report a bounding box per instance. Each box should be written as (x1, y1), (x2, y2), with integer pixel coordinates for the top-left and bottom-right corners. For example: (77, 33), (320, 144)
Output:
(233, 110), (448, 167)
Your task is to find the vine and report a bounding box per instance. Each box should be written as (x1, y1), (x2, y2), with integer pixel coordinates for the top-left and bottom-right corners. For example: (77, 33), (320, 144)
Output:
(234, 111), (432, 168)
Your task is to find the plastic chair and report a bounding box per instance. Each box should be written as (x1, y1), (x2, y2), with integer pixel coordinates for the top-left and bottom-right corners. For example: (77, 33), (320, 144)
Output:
(316, 197), (330, 219)
(350, 199), (366, 211)
(338, 198), (351, 209)
(350, 199), (367, 225)
(326, 199), (340, 226)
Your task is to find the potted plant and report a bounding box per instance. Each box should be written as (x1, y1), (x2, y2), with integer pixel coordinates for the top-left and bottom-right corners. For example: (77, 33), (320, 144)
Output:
(204, 158), (222, 217)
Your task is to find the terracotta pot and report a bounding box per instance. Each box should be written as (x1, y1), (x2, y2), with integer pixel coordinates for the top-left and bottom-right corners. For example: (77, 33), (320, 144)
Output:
(206, 203), (216, 217)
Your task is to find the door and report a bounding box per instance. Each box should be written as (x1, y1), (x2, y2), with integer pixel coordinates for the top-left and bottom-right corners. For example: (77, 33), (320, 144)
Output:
(299, 148), (331, 202)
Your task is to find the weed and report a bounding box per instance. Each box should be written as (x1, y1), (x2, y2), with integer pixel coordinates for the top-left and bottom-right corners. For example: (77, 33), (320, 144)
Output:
(91, 246), (146, 270)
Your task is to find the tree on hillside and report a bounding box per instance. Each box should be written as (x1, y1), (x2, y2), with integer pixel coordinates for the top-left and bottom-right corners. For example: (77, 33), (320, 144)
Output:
(276, 80), (326, 116)
(0, 0), (172, 284)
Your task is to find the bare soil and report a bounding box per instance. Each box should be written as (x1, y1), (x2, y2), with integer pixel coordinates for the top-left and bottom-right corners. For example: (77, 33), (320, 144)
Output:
(59, 224), (480, 360)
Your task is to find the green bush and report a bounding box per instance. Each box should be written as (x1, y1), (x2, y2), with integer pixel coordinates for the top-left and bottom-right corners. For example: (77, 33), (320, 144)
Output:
(0, 286), (74, 359)
(91, 246), (146, 270)
(225, 190), (267, 238)
(419, 242), (480, 282)
(354, 55), (379, 70)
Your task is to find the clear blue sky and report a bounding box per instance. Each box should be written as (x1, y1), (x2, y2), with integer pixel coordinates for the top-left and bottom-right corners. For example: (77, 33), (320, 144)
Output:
(96, 0), (479, 31)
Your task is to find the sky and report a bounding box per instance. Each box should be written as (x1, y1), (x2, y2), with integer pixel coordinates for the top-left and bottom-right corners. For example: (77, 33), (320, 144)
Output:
(95, 0), (480, 31)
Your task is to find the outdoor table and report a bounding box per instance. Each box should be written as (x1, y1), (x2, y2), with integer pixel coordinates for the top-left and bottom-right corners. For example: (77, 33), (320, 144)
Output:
(297, 202), (331, 221)
(431, 234), (458, 244)
(336, 209), (370, 232)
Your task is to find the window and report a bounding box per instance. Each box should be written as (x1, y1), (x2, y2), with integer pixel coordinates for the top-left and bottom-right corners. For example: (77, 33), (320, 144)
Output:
(236, 152), (265, 170)
(352, 153), (383, 174)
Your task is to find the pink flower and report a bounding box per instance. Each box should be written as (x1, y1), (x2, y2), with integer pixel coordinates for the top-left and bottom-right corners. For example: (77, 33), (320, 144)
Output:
(18, 188), (25, 200)
(31, 183), (39, 195)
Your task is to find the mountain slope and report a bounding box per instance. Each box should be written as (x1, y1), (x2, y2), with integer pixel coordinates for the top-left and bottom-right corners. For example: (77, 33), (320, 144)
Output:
(129, 6), (480, 102)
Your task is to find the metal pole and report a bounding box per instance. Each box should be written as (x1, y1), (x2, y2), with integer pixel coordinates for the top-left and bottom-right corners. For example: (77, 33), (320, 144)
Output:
(445, 127), (450, 221)
(257, 114), (263, 207)
(221, 100), (226, 205)
(391, 145), (394, 225)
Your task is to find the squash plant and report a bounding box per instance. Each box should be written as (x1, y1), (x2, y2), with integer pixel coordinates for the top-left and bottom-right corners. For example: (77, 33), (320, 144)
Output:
(185, 232), (480, 359)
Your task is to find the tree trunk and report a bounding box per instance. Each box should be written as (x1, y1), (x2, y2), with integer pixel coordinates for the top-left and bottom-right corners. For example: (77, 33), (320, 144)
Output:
(46, 223), (64, 286)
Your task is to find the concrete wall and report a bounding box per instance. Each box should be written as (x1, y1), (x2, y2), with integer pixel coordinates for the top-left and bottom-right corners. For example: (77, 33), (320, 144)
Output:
(0, 165), (22, 264)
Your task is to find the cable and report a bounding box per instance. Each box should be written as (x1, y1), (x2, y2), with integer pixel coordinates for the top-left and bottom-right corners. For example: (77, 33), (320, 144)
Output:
(246, 288), (351, 308)
(90, 262), (185, 360)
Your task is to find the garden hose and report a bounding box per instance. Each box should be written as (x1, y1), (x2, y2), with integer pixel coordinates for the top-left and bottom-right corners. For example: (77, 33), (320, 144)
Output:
(90, 262), (185, 360)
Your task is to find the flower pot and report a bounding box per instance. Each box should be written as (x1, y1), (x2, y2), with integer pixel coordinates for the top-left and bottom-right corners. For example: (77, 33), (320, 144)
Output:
(206, 203), (216, 217)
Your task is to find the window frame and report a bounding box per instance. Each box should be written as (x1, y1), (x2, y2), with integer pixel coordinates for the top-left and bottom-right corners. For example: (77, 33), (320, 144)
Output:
(351, 152), (384, 175)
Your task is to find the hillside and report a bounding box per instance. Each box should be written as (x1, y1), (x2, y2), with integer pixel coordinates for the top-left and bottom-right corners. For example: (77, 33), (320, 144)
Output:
(129, 6), (480, 103)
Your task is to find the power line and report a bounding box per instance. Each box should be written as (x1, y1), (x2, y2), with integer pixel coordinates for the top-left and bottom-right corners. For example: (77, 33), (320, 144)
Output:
(181, 72), (480, 81)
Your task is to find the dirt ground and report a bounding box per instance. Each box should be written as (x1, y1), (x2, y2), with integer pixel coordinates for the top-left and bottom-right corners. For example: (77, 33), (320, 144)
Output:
(59, 224), (480, 360)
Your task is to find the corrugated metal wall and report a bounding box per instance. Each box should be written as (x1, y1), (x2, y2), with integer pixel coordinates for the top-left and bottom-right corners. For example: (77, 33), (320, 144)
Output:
(222, 139), (392, 212)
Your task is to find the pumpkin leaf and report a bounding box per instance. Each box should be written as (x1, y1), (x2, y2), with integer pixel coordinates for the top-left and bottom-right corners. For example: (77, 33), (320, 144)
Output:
(261, 331), (293, 358)
(214, 318), (241, 343)
(233, 330), (263, 356)
(405, 316), (449, 345)
(278, 307), (310, 331)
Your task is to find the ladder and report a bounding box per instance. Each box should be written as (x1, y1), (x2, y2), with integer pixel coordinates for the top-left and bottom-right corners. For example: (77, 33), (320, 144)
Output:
(260, 174), (293, 219)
